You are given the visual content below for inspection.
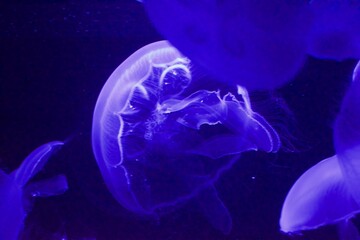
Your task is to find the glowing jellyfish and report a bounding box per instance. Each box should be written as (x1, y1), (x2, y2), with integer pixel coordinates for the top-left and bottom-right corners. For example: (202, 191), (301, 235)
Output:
(0, 141), (68, 240)
(92, 41), (281, 234)
(280, 61), (360, 238)
(308, 0), (360, 60)
(143, 0), (311, 90)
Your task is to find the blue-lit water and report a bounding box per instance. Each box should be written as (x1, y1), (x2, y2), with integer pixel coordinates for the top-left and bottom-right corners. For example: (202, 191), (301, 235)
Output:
(0, 1), (359, 239)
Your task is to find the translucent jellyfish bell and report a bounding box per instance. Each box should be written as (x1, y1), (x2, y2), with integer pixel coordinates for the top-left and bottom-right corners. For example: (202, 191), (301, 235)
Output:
(308, 0), (360, 60)
(92, 41), (281, 234)
(280, 61), (360, 238)
(143, 0), (311, 90)
(335, 61), (360, 202)
(0, 141), (68, 240)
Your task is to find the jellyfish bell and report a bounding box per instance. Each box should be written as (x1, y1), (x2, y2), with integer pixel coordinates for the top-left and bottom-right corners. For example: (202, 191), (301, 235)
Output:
(92, 40), (191, 214)
(92, 40), (281, 233)
(143, 0), (311, 90)
(352, 61), (360, 82)
(280, 61), (360, 238)
(334, 60), (360, 205)
(307, 0), (360, 60)
(279, 155), (360, 233)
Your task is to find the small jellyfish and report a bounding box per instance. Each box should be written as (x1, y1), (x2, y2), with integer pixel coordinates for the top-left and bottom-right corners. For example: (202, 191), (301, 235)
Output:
(0, 141), (68, 240)
(92, 40), (281, 234)
(143, 0), (311, 90)
(307, 0), (360, 60)
(280, 61), (360, 238)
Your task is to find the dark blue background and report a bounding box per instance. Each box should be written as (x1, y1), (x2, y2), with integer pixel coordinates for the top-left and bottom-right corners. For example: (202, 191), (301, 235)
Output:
(0, 1), (358, 239)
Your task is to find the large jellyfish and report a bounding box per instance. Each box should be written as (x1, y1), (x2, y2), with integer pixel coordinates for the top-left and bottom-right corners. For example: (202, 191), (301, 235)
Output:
(143, 0), (311, 90)
(142, 0), (360, 90)
(0, 141), (68, 240)
(92, 41), (281, 233)
(280, 61), (360, 239)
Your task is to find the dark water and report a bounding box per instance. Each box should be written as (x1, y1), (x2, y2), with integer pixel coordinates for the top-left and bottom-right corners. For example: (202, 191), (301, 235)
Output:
(0, 1), (358, 239)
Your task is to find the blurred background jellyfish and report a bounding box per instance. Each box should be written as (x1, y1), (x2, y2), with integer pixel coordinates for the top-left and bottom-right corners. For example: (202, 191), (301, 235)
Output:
(307, 0), (360, 60)
(142, 0), (311, 90)
(92, 40), (281, 234)
(334, 60), (360, 220)
(142, 0), (360, 90)
(0, 141), (68, 240)
(280, 61), (360, 239)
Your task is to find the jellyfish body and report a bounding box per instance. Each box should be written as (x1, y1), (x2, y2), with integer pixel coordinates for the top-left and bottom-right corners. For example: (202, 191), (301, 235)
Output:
(280, 61), (360, 238)
(279, 155), (360, 233)
(334, 61), (360, 204)
(308, 0), (360, 60)
(92, 40), (281, 233)
(143, 0), (310, 90)
(0, 141), (68, 240)
(143, 1), (360, 90)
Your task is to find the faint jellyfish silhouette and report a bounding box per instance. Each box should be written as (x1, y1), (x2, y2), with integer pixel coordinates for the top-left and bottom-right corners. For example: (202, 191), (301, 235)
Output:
(334, 60), (360, 203)
(0, 141), (68, 240)
(92, 40), (281, 234)
(142, 0), (311, 90)
(308, 0), (360, 60)
(280, 61), (360, 239)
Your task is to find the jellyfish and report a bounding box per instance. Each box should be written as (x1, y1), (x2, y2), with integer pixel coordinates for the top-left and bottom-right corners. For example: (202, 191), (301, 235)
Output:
(142, 1), (360, 90)
(307, 0), (360, 60)
(142, 0), (311, 90)
(0, 141), (68, 240)
(280, 61), (360, 239)
(92, 40), (281, 234)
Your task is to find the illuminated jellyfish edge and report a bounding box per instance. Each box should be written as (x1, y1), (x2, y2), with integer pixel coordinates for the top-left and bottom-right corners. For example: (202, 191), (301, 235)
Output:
(14, 141), (64, 186)
(280, 61), (360, 234)
(92, 40), (187, 214)
(334, 60), (360, 206)
(279, 155), (360, 233)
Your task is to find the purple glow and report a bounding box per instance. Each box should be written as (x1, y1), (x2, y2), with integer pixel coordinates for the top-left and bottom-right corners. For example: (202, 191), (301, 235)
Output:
(280, 61), (360, 238)
(91, 41), (281, 234)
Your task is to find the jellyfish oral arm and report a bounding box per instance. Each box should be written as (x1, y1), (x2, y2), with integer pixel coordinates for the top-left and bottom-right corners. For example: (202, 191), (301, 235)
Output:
(162, 89), (279, 157)
(0, 141), (68, 240)
(24, 174), (68, 198)
(197, 186), (232, 235)
(14, 141), (64, 187)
